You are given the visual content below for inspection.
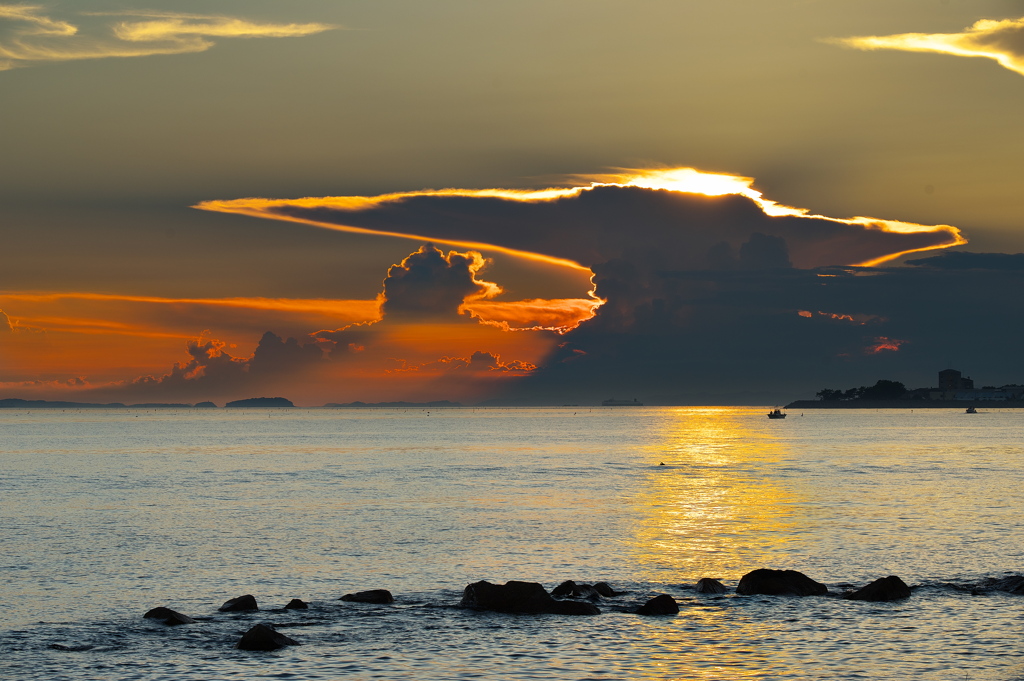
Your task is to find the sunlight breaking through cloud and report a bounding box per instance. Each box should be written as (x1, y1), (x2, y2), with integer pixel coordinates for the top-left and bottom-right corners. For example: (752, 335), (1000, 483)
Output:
(196, 167), (965, 269)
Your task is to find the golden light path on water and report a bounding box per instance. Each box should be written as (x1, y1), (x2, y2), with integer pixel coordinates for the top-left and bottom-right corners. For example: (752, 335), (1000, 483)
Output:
(625, 407), (810, 680)
(630, 407), (804, 580)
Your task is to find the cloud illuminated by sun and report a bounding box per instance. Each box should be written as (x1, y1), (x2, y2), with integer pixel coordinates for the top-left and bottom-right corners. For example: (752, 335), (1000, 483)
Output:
(197, 166), (965, 269)
(0, 5), (336, 70)
(831, 16), (1024, 77)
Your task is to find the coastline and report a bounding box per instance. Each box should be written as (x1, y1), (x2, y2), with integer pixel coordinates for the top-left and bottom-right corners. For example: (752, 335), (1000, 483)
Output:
(785, 399), (1024, 409)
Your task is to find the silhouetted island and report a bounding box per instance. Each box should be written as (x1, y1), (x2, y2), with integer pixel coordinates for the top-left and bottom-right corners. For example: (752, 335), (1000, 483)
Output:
(224, 397), (295, 408)
(324, 400), (462, 408)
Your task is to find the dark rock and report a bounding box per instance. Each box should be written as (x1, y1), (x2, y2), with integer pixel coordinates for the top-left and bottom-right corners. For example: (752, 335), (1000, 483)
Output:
(636, 594), (679, 615)
(49, 644), (95, 651)
(340, 589), (394, 604)
(695, 578), (727, 594)
(550, 580), (579, 597)
(845, 575), (911, 602)
(284, 599), (308, 610)
(219, 594), (259, 612)
(593, 582), (618, 597)
(988, 575), (1024, 594)
(736, 569), (828, 597)
(236, 623), (300, 651)
(461, 580), (599, 615)
(143, 607), (195, 625)
(551, 580), (601, 600)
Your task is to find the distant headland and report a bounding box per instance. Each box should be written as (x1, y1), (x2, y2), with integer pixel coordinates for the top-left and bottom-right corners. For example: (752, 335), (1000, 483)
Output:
(787, 369), (1024, 409)
(324, 400), (462, 408)
(0, 397), (290, 409)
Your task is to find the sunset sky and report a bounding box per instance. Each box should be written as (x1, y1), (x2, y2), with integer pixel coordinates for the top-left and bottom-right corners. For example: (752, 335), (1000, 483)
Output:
(3, 0), (1024, 406)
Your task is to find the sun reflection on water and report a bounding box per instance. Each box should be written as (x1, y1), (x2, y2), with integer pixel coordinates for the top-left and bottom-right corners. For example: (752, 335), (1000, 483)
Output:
(631, 407), (806, 582)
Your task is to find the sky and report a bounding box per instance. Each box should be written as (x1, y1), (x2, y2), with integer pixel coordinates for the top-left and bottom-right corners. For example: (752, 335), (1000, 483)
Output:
(2, 0), (1024, 406)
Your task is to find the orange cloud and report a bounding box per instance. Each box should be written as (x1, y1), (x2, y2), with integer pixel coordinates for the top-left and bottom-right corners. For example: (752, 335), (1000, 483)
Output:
(464, 298), (600, 331)
(833, 17), (1024, 77)
(0, 292), (379, 337)
(0, 240), (576, 404)
(0, 292), (377, 390)
(386, 351), (537, 376)
(866, 336), (906, 354)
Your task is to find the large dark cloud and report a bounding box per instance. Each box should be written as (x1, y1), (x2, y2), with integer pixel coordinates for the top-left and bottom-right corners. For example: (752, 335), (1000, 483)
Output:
(197, 185), (987, 404)
(257, 185), (958, 270)
(484, 255), (1024, 405)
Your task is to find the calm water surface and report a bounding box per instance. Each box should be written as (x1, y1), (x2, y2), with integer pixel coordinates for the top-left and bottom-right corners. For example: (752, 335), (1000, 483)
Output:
(1, 407), (1022, 679)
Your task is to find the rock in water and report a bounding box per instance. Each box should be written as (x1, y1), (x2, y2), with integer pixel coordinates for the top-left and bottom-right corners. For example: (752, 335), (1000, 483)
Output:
(143, 607), (195, 625)
(988, 575), (1024, 594)
(340, 589), (394, 604)
(695, 578), (727, 594)
(550, 580), (579, 597)
(736, 569), (828, 597)
(593, 582), (619, 597)
(284, 599), (308, 610)
(636, 594), (680, 615)
(236, 623), (300, 651)
(461, 580), (599, 615)
(219, 594), (259, 612)
(845, 575), (911, 601)
(550, 580), (601, 600)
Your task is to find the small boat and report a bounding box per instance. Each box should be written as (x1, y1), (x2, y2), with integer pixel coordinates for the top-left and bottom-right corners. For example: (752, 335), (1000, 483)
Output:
(767, 408), (787, 419)
(965, 406), (978, 414)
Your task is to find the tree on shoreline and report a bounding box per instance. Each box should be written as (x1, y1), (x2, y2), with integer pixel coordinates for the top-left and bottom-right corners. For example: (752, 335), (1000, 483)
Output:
(816, 380), (906, 401)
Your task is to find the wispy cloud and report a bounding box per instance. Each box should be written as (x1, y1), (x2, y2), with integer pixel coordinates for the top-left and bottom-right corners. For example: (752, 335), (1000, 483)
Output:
(832, 17), (1024, 77)
(0, 5), (336, 70)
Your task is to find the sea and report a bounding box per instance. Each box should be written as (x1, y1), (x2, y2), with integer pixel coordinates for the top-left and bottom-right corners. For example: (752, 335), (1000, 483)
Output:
(1, 406), (1022, 680)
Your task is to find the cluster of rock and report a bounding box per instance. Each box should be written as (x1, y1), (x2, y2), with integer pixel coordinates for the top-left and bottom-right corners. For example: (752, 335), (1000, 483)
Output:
(144, 569), (1003, 651)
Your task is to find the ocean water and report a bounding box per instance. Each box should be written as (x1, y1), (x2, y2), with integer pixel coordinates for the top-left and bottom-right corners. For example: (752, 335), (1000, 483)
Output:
(1, 406), (1022, 680)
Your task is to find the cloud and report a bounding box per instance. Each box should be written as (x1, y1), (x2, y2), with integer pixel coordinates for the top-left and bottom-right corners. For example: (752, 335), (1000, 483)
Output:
(104, 330), (326, 402)
(0, 292), (380, 339)
(832, 17), (1024, 77)
(488, 255), (1024, 405)
(196, 168), (964, 272)
(189, 169), (976, 405)
(388, 351), (536, 376)
(463, 298), (599, 331)
(0, 5), (336, 70)
(381, 244), (502, 320)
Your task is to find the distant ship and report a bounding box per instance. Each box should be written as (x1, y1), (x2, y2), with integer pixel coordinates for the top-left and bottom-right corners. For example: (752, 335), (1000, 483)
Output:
(602, 398), (643, 406)
(767, 408), (787, 419)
